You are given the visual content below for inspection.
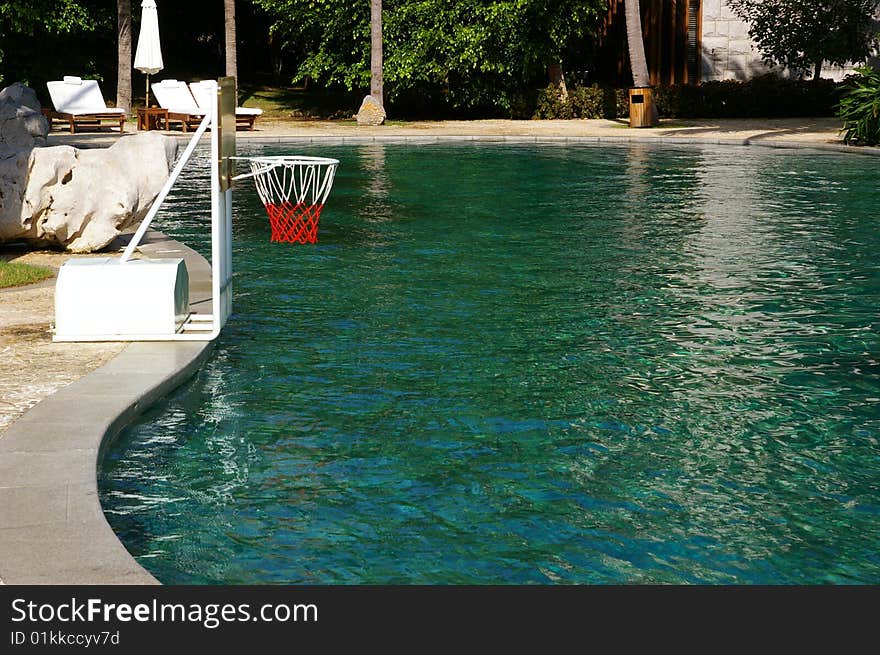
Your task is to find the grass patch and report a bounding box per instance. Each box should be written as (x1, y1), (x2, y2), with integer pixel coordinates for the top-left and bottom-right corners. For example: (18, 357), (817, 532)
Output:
(238, 85), (360, 120)
(0, 260), (54, 289)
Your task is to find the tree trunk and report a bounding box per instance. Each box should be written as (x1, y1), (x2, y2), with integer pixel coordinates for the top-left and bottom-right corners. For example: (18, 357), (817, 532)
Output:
(224, 0), (237, 80)
(624, 0), (657, 126)
(370, 0), (383, 106)
(814, 60), (823, 81)
(624, 0), (650, 88)
(116, 0), (131, 112)
(549, 62), (568, 100)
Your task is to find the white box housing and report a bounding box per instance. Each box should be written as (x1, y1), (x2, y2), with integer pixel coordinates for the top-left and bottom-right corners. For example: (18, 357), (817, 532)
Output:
(54, 257), (189, 341)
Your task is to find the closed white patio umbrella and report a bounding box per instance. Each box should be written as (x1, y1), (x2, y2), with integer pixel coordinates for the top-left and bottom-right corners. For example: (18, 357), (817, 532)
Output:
(133, 0), (164, 107)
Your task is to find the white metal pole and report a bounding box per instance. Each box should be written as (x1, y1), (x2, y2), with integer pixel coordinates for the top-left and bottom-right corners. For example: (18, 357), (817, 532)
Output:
(210, 81), (222, 330)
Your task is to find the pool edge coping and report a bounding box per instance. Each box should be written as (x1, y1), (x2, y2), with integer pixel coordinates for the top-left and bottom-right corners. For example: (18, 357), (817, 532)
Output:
(0, 231), (213, 585)
(56, 130), (880, 158)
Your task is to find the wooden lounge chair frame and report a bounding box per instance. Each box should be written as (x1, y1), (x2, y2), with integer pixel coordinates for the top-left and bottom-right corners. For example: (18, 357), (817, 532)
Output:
(45, 78), (127, 134)
(41, 108), (126, 134)
(189, 81), (261, 131)
(160, 111), (204, 132)
(234, 114), (258, 131)
(158, 111), (255, 132)
(152, 79), (260, 132)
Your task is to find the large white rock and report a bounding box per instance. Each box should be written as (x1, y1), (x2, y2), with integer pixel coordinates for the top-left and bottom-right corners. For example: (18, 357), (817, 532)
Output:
(0, 83), (49, 242)
(22, 134), (178, 252)
(0, 82), (48, 149)
(0, 83), (177, 252)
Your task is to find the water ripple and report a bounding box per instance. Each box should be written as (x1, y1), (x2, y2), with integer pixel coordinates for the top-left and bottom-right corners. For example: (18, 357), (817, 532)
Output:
(99, 143), (880, 584)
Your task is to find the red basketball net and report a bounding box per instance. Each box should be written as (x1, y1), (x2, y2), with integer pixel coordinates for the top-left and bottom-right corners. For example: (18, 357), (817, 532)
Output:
(265, 202), (325, 244)
(242, 156), (339, 244)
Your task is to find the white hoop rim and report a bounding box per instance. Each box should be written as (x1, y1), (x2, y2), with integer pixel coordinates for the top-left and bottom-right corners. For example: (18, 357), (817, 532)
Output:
(230, 156), (339, 182)
(231, 155), (339, 166)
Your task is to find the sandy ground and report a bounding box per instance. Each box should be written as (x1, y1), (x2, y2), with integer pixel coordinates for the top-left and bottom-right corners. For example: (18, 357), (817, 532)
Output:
(0, 251), (125, 435)
(246, 116), (846, 143)
(0, 117), (866, 436)
(46, 116), (851, 149)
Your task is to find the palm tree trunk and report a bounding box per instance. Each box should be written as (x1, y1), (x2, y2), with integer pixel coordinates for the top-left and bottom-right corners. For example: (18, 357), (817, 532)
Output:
(370, 0), (383, 106)
(116, 0), (132, 112)
(624, 0), (657, 126)
(224, 0), (238, 79)
(624, 0), (650, 87)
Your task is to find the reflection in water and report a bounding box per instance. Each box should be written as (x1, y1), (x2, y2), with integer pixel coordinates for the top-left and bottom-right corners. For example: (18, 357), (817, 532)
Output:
(361, 144), (390, 203)
(100, 144), (880, 584)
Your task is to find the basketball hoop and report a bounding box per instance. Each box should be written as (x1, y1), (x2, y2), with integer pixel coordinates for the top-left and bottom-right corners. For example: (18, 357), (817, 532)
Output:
(232, 156), (339, 244)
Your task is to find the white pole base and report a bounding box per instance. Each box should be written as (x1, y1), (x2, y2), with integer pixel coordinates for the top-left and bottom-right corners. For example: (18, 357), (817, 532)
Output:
(53, 257), (191, 342)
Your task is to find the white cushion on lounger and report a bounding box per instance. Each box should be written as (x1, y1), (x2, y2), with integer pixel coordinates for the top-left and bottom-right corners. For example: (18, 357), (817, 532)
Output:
(151, 79), (204, 115)
(47, 79), (126, 115)
(188, 80), (263, 117)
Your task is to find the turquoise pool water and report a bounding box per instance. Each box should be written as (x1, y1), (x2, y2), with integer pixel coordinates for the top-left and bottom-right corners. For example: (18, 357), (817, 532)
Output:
(99, 143), (880, 584)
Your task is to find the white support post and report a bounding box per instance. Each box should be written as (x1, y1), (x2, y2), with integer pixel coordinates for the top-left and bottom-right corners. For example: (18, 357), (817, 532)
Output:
(208, 78), (234, 335)
(211, 86), (222, 327)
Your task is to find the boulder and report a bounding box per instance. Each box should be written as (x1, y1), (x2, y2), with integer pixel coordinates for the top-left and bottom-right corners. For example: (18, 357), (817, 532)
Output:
(356, 95), (386, 126)
(0, 83), (49, 242)
(22, 133), (178, 252)
(0, 83), (178, 252)
(0, 82), (48, 148)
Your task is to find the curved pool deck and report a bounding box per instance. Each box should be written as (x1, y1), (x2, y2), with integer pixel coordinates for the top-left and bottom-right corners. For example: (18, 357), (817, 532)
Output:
(0, 231), (213, 584)
(47, 117), (880, 157)
(1, 130), (878, 585)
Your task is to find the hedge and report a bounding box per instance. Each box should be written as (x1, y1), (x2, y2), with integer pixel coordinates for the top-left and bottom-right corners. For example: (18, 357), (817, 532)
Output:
(534, 74), (843, 120)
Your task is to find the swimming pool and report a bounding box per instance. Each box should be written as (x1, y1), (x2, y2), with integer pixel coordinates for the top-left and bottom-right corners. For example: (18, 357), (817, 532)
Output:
(99, 142), (880, 584)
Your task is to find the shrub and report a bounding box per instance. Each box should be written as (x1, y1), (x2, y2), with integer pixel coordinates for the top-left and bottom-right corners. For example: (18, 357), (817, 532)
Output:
(655, 75), (842, 118)
(533, 75), (843, 121)
(613, 89), (629, 118)
(838, 67), (880, 145)
(533, 84), (619, 119)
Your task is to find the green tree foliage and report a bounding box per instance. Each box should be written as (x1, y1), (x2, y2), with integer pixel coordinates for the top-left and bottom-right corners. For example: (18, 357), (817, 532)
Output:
(729, 0), (880, 79)
(0, 0), (111, 89)
(252, 0), (606, 114)
(0, 0), (92, 34)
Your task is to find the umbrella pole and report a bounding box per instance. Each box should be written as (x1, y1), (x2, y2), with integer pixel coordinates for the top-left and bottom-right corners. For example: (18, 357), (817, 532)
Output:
(146, 74), (150, 108)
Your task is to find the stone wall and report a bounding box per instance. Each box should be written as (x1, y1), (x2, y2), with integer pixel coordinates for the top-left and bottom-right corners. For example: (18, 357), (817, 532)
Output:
(700, 0), (870, 82)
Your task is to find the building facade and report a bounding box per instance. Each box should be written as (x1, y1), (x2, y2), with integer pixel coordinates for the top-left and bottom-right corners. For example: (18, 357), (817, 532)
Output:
(595, 0), (875, 86)
(700, 0), (867, 82)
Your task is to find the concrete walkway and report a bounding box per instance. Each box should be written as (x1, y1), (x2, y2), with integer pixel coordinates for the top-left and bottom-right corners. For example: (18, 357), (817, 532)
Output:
(0, 253), (125, 435)
(48, 117), (880, 159)
(46, 116), (851, 147)
(0, 232), (212, 584)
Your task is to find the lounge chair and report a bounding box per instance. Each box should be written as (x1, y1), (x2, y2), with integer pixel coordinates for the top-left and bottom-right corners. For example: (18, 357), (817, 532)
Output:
(189, 80), (262, 131)
(189, 80), (263, 130)
(152, 80), (263, 132)
(149, 79), (205, 132)
(44, 77), (126, 134)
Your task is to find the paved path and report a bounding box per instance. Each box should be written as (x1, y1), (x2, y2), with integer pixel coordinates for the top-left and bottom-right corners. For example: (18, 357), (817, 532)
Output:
(48, 116), (851, 148)
(0, 232), (212, 584)
(0, 252), (125, 435)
